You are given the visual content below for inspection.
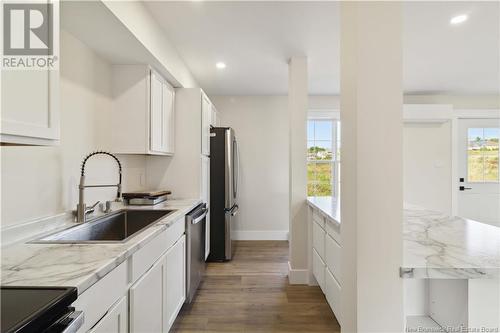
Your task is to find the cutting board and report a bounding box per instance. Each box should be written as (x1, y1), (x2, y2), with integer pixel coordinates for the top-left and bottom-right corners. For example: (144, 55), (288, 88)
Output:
(122, 190), (171, 199)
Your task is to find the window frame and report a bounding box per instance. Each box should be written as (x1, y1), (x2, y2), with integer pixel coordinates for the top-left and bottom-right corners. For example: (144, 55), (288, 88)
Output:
(307, 110), (340, 198)
(466, 127), (500, 183)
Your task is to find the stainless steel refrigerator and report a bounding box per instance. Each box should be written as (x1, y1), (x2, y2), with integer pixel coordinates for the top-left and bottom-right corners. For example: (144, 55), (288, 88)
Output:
(208, 127), (239, 261)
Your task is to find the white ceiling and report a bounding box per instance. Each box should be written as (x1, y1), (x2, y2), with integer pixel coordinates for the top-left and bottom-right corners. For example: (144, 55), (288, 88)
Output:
(144, 1), (499, 96)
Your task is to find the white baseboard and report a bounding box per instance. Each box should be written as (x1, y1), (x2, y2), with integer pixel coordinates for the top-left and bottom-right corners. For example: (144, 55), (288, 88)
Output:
(288, 261), (309, 285)
(231, 230), (289, 241)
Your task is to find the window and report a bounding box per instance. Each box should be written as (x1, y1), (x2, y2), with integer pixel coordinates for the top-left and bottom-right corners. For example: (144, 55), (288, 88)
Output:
(467, 128), (499, 182)
(307, 119), (341, 197)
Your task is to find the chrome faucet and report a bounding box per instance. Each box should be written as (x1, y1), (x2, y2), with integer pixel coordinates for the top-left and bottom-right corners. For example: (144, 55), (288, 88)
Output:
(76, 151), (123, 223)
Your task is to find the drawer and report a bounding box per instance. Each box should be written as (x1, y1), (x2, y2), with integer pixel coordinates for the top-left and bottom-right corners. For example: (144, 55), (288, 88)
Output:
(325, 268), (342, 325)
(325, 219), (341, 245)
(312, 248), (326, 293)
(313, 220), (326, 261)
(312, 209), (325, 229)
(73, 262), (128, 333)
(130, 216), (185, 283)
(325, 234), (341, 283)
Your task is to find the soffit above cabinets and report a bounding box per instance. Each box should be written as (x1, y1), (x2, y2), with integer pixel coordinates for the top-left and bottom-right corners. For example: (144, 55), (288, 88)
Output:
(60, 1), (181, 87)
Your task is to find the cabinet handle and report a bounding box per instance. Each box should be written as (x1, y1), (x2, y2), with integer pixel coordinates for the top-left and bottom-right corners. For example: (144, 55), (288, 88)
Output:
(459, 186), (472, 191)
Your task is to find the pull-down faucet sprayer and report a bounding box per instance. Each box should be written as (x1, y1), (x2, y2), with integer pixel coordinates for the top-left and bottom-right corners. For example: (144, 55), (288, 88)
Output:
(76, 151), (123, 223)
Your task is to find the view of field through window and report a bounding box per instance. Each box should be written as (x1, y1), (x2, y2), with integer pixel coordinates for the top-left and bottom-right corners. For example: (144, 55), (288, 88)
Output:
(307, 120), (339, 196)
(467, 128), (499, 182)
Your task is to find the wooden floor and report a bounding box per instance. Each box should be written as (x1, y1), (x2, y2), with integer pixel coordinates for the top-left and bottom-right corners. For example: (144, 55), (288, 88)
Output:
(172, 241), (340, 333)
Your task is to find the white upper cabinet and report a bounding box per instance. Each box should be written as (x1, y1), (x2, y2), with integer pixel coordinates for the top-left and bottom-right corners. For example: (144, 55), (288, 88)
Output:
(201, 93), (212, 156)
(150, 71), (165, 153)
(211, 104), (219, 127)
(163, 82), (175, 155)
(111, 65), (175, 155)
(1, 1), (60, 145)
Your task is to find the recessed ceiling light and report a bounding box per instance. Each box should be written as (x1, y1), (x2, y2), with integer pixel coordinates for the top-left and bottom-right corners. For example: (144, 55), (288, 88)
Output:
(450, 14), (468, 25)
(216, 62), (226, 69)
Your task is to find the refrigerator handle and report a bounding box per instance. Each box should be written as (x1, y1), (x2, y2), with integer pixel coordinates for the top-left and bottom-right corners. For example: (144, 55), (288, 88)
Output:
(233, 139), (239, 200)
(230, 205), (239, 216)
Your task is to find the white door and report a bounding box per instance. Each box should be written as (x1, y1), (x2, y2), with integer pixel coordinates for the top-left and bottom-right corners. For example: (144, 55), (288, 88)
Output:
(150, 71), (164, 153)
(457, 118), (500, 226)
(88, 296), (128, 333)
(129, 254), (166, 332)
(164, 236), (186, 331)
(201, 94), (212, 156)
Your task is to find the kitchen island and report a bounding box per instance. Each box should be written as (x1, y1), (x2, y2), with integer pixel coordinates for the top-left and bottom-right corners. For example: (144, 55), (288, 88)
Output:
(307, 196), (500, 331)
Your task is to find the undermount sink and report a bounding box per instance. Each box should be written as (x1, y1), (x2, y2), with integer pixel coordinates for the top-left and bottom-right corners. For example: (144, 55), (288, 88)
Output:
(33, 209), (175, 244)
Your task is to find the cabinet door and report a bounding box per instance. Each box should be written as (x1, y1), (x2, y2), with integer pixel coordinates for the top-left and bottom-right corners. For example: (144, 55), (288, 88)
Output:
(210, 105), (217, 127)
(201, 94), (212, 155)
(88, 296), (127, 333)
(164, 236), (186, 331)
(201, 156), (210, 259)
(312, 248), (326, 293)
(129, 254), (166, 333)
(325, 234), (341, 282)
(325, 268), (342, 324)
(150, 71), (164, 153)
(312, 221), (326, 261)
(1, 63), (59, 145)
(162, 82), (175, 155)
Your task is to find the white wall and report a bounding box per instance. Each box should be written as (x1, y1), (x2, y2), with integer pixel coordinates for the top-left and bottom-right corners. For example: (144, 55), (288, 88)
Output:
(403, 122), (452, 214)
(210, 95), (338, 240)
(211, 96), (290, 240)
(0, 30), (146, 227)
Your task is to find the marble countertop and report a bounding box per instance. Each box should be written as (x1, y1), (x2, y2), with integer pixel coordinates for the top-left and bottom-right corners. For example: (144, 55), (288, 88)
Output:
(306, 196), (340, 225)
(0, 199), (201, 294)
(402, 204), (500, 279)
(307, 196), (500, 279)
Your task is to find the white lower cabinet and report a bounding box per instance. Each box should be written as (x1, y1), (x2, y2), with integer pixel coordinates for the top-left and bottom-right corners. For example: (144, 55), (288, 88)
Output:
(312, 248), (326, 292)
(129, 251), (167, 333)
(75, 219), (187, 333)
(313, 220), (326, 261)
(325, 268), (342, 325)
(129, 235), (186, 333)
(88, 296), (127, 333)
(309, 205), (342, 325)
(164, 236), (186, 331)
(325, 234), (341, 280)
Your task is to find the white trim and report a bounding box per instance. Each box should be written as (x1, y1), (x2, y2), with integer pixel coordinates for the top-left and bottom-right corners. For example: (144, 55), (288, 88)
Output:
(308, 109), (340, 120)
(288, 261), (309, 285)
(403, 104), (453, 123)
(230, 230), (289, 241)
(455, 109), (500, 119)
(451, 116), (459, 216)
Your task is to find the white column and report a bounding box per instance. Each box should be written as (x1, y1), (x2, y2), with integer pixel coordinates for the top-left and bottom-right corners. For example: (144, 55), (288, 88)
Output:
(340, 2), (404, 332)
(288, 56), (308, 284)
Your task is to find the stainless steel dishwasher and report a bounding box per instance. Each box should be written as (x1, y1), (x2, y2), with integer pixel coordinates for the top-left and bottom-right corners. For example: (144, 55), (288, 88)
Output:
(185, 203), (208, 303)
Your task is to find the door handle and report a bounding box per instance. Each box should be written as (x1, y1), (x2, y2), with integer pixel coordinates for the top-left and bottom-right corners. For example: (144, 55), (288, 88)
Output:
(192, 209), (208, 224)
(459, 186), (472, 191)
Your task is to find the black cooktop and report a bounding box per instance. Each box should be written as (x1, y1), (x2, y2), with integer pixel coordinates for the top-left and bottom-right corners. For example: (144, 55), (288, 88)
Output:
(1, 286), (77, 333)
